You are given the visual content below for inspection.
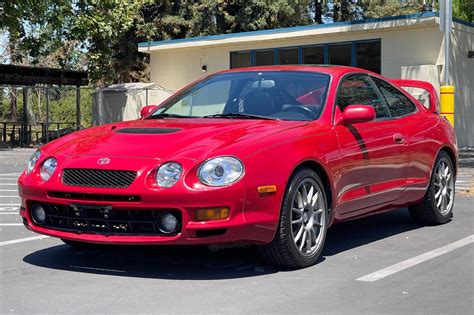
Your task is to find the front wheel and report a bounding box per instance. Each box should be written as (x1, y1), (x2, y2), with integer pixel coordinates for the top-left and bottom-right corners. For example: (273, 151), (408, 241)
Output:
(409, 151), (455, 225)
(260, 168), (329, 268)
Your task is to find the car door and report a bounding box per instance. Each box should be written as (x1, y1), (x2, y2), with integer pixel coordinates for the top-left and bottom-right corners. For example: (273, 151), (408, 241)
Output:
(372, 76), (439, 198)
(334, 74), (409, 218)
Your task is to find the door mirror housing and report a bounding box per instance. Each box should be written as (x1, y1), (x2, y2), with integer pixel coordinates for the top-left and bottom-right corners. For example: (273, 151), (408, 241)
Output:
(338, 105), (376, 125)
(140, 105), (158, 118)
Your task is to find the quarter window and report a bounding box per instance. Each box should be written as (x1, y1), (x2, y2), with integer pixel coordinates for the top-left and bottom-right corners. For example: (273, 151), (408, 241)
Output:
(336, 75), (389, 119)
(372, 77), (417, 117)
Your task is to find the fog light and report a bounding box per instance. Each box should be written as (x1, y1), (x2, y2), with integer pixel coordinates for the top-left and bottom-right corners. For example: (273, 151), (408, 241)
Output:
(31, 204), (46, 224)
(196, 207), (229, 221)
(158, 212), (178, 234)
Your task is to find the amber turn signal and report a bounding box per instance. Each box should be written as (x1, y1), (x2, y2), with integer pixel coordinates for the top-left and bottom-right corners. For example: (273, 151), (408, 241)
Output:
(196, 207), (229, 221)
(257, 185), (277, 194)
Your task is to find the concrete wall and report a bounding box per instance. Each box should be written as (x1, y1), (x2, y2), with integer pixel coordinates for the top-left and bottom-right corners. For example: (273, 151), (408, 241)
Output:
(148, 23), (473, 146)
(449, 24), (474, 148)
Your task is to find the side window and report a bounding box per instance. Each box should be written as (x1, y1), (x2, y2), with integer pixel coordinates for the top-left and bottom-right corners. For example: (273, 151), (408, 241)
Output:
(372, 77), (417, 117)
(336, 74), (389, 119)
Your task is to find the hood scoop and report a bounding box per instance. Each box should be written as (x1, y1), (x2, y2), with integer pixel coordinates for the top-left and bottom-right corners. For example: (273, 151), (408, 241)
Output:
(115, 128), (181, 134)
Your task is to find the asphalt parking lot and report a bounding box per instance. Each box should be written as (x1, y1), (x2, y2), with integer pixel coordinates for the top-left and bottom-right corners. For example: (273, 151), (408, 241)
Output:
(1, 148), (473, 314)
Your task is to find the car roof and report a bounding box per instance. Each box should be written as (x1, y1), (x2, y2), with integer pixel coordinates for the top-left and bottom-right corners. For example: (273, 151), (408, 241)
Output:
(219, 65), (373, 76)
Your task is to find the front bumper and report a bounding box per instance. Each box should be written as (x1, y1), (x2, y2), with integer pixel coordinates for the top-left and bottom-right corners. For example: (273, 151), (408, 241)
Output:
(18, 156), (279, 245)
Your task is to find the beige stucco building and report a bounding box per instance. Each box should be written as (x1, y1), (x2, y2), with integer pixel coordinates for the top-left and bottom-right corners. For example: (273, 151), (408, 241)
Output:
(138, 13), (474, 147)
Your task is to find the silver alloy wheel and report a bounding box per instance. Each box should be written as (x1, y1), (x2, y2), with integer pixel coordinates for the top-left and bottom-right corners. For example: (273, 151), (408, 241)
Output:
(291, 178), (326, 256)
(434, 158), (455, 215)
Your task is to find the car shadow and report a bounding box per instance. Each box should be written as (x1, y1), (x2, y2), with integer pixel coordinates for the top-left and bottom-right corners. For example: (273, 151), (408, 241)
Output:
(23, 208), (421, 280)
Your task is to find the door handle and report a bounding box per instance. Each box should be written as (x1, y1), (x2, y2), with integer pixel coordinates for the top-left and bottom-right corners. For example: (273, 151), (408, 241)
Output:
(393, 133), (406, 144)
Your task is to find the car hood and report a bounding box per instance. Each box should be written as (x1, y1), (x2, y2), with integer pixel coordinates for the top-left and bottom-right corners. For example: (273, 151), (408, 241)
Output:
(43, 118), (308, 160)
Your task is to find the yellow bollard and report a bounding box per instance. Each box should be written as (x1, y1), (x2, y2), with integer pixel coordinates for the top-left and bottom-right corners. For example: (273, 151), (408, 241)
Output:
(440, 86), (455, 125)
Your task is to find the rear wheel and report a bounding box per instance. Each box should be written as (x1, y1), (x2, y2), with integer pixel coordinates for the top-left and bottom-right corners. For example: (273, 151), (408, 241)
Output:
(260, 168), (329, 268)
(409, 151), (455, 225)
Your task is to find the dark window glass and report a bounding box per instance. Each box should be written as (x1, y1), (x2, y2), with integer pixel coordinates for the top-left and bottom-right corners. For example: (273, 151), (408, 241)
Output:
(336, 74), (389, 119)
(255, 50), (275, 66)
(356, 41), (381, 74)
(372, 77), (417, 117)
(328, 44), (351, 66)
(230, 51), (252, 69)
(278, 48), (298, 65)
(302, 46), (324, 64)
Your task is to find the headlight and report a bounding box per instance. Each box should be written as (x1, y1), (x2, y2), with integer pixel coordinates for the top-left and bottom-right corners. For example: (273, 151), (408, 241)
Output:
(40, 158), (57, 181)
(156, 162), (182, 188)
(26, 150), (41, 174)
(198, 157), (244, 187)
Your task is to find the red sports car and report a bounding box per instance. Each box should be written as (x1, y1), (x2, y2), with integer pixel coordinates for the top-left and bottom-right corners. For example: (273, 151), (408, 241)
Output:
(18, 66), (457, 268)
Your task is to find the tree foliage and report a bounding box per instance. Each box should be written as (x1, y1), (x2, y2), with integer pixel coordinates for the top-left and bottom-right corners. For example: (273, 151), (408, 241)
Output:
(1, 0), (473, 86)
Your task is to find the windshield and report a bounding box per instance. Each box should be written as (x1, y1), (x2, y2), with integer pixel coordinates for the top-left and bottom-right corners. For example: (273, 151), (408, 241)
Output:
(148, 71), (331, 121)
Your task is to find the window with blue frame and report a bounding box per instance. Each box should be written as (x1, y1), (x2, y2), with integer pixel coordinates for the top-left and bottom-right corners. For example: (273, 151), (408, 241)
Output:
(230, 39), (381, 74)
(302, 46), (324, 64)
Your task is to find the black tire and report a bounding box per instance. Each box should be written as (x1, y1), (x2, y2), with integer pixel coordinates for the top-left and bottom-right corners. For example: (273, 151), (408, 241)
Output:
(260, 168), (329, 268)
(409, 151), (455, 225)
(61, 238), (96, 249)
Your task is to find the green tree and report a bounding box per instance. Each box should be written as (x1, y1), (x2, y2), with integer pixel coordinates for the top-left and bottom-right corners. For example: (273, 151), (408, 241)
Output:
(363, 0), (423, 19)
(452, 0), (474, 22)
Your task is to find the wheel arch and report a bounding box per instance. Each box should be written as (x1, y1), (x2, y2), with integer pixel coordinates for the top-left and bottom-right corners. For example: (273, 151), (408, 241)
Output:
(438, 145), (458, 177)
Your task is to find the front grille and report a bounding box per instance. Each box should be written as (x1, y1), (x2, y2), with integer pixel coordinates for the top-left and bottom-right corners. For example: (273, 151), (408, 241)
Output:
(62, 169), (137, 188)
(31, 203), (181, 236)
(48, 191), (141, 202)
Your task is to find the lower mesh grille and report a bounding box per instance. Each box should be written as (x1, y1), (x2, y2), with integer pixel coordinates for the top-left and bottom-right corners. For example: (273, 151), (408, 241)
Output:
(30, 203), (181, 236)
(62, 169), (137, 188)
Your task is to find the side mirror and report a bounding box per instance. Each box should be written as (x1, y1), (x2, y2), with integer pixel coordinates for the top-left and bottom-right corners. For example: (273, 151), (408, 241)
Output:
(339, 105), (376, 125)
(140, 105), (158, 118)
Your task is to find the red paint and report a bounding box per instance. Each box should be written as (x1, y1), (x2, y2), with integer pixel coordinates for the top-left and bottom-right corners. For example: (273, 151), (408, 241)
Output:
(338, 105), (376, 124)
(18, 66), (458, 245)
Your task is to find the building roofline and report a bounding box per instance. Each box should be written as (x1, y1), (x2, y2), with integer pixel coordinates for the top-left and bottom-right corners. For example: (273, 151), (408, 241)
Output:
(139, 12), (441, 50)
(138, 12), (473, 52)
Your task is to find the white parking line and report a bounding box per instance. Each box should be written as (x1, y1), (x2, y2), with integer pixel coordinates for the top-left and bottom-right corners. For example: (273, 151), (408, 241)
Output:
(0, 235), (49, 247)
(0, 212), (19, 214)
(0, 190), (18, 192)
(0, 184), (18, 186)
(0, 223), (23, 226)
(0, 173), (21, 176)
(0, 196), (20, 198)
(0, 204), (20, 206)
(0, 207), (19, 211)
(357, 235), (474, 282)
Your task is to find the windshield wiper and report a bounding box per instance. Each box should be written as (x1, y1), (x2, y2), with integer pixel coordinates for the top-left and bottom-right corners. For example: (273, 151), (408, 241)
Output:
(148, 113), (194, 119)
(203, 113), (278, 120)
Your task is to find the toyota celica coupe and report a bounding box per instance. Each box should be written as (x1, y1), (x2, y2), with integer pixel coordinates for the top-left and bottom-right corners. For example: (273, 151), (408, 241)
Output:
(18, 65), (457, 268)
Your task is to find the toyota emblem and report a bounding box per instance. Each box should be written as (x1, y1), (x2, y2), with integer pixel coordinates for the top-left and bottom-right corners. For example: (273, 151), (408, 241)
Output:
(97, 157), (111, 165)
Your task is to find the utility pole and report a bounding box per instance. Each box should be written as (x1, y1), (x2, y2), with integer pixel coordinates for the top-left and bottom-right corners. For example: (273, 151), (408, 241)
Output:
(439, 0), (452, 85)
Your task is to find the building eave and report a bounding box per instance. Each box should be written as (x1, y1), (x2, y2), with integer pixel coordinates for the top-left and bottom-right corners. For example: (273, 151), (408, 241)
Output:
(138, 13), (444, 53)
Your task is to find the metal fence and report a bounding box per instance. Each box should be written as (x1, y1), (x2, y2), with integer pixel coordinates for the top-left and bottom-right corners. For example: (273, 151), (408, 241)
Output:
(0, 85), (94, 147)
